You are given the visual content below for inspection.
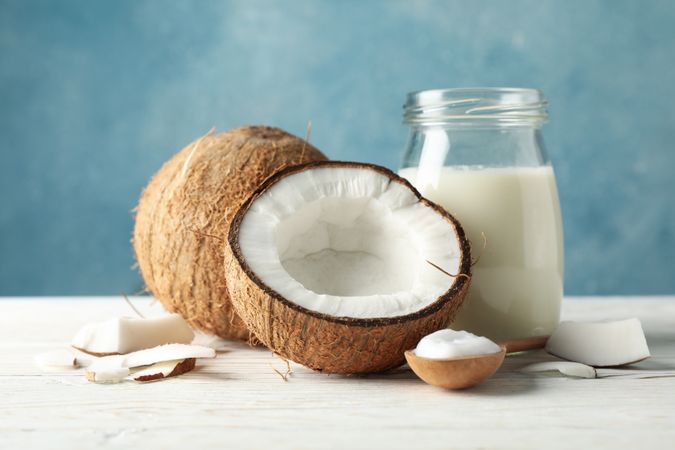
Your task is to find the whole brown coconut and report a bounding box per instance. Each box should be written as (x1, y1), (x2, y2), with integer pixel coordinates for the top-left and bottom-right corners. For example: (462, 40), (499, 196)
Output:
(224, 161), (472, 373)
(133, 126), (327, 340)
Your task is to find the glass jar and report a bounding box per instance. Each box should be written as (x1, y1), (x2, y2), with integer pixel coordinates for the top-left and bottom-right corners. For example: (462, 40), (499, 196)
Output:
(399, 88), (564, 342)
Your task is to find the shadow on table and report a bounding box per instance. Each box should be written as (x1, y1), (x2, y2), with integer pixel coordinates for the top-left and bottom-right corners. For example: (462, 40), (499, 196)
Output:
(352, 360), (540, 397)
(644, 331), (675, 369)
(186, 365), (236, 381)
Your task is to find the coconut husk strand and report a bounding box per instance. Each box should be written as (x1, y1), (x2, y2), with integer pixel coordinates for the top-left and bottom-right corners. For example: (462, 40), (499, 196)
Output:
(224, 161), (472, 373)
(133, 126), (327, 340)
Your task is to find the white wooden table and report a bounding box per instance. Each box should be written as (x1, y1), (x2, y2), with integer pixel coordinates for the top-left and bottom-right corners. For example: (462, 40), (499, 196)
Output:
(1, 297), (674, 450)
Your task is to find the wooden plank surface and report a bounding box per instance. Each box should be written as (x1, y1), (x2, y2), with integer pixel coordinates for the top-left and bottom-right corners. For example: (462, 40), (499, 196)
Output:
(1, 297), (674, 450)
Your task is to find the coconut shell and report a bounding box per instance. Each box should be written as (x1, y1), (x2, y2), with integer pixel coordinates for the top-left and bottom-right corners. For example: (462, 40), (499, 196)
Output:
(133, 126), (327, 340)
(224, 161), (472, 374)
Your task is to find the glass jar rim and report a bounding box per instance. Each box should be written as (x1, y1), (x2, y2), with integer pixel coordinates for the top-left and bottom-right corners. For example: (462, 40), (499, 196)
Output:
(403, 87), (548, 127)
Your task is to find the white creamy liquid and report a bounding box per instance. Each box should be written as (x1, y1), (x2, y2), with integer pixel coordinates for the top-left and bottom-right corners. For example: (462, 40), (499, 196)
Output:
(400, 165), (563, 341)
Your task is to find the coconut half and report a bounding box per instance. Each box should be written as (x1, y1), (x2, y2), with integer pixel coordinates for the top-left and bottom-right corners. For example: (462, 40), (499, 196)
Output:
(224, 161), (471, 374)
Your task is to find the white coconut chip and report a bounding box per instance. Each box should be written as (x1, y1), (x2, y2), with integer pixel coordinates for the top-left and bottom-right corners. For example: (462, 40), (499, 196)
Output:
(85, 344), (215, 383)
(122, 344), (214, 367)
(520, 361), (597, 379)
(34, 349), (79, 371)
(86, 364), (130, 384)
(545, 318), (650, 367)
(130, 359), (191, 382)
(72, 314), (194, 356)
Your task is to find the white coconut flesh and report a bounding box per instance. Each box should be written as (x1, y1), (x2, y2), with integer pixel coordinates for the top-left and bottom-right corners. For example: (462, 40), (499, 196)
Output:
(237, 166), (464, 319)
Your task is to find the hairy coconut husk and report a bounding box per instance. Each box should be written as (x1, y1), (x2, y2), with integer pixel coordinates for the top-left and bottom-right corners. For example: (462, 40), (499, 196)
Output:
(133, 126), (327, 340)
(224, 161), (472, 373)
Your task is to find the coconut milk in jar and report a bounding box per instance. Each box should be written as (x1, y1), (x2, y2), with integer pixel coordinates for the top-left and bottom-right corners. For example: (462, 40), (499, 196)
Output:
(399, 88), (564, 342)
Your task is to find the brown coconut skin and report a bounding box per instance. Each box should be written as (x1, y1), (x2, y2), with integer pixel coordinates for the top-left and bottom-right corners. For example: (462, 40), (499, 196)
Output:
(133, 126), (327, 341)
(224, 161), (472, 373)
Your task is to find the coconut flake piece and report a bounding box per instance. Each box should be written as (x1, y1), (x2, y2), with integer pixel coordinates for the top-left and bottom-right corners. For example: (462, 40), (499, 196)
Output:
(85, 354), (127, 383)
(72, 314), (194, 356)
(545, 318), (650, 367)
(85, 344), (214, 383)
(34, 349), (78, 371)
(123, 344), (215, 367)
(520, 361), (597, 379)
(131, 358), (196, 382)
(86, 366), (131, 383)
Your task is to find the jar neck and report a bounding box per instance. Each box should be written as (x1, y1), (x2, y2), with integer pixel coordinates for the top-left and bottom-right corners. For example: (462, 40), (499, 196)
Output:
(401, 126), (549, 169)
(404, 87), (548, 128)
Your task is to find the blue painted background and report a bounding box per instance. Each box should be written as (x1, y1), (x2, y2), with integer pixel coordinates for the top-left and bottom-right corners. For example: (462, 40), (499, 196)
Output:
(1, 0), (674, 295)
